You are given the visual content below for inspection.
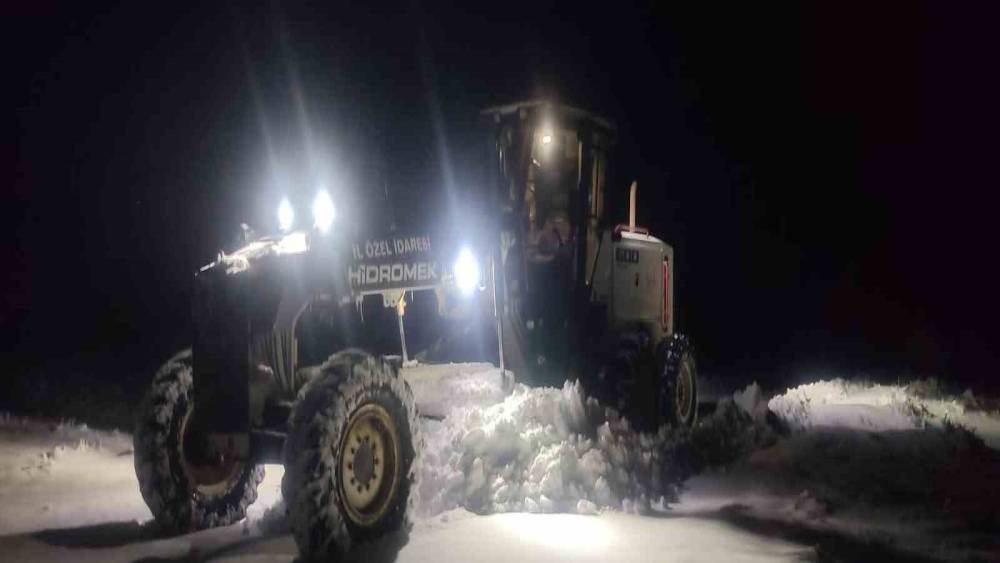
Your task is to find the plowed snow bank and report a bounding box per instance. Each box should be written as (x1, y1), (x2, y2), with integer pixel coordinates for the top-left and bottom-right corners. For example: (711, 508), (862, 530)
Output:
(769, 379), (1000, 448)
(417, 378), (682, 517)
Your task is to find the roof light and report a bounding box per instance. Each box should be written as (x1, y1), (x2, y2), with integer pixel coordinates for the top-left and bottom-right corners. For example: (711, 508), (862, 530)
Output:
(312, 189), (335, 233)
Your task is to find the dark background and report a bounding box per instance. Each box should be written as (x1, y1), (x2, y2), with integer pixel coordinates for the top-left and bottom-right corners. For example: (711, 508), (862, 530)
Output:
(4, 2), (999, 423)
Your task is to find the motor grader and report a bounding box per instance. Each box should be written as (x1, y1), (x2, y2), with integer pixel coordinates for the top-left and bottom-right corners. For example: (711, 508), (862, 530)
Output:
(133, 100), (699, 559)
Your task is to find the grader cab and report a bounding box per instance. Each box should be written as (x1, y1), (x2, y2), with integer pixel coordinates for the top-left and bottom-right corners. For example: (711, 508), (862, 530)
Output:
(485, 100), (698, 427)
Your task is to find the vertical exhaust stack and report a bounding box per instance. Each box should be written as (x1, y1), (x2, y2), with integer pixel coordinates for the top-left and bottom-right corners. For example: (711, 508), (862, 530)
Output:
(628, 180), (638, 232)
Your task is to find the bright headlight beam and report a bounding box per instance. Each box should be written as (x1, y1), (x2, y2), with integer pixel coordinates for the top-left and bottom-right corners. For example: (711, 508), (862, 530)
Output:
(312, 189), (335, 233)
(453, 247), (480, 296)
(278, 198), (295, 232)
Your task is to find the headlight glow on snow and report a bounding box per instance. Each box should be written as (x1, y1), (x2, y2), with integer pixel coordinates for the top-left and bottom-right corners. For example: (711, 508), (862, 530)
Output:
(277, 197), (294, 232)
(501, 513), (612, 551)
(453, 246), (480, 296)
(312, 189), (335, 233)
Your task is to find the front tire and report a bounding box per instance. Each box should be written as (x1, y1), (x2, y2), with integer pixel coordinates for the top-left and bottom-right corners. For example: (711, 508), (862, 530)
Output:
(133, 349), (265, 532)
(282, 350), (420, 560)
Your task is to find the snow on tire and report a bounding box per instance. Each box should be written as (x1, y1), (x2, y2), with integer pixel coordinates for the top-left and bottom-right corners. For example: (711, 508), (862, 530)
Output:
(660, 334), (699, 428)
(133, 349), (265, 532)
(282, 349), (420, 560)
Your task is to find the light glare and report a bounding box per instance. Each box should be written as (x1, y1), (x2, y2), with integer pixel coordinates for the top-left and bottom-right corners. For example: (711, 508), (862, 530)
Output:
(312, 190), (335, 233)
(275, 231), (308, 255)
(278, 198), (295, 232)
(542, 133), (553, 144)
(453, 247), (480, 295)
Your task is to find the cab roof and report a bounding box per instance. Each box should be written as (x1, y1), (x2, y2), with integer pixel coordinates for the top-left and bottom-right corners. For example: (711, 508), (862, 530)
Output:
(480, 100), (616, 136)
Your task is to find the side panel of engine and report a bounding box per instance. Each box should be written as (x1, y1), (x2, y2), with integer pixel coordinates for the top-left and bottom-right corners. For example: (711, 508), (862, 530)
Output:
(609, 231), (671, 346)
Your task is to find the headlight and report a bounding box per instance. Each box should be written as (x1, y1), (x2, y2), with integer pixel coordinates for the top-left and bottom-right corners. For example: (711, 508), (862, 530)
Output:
(312, 189), (335, 233)
(453, 246), (481, 296)
(277, 198), (295, 232)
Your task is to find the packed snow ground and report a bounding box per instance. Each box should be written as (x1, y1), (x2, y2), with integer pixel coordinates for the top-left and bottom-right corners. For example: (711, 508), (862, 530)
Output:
(1, 364), (999, 561)
(0, 414), (147, 536)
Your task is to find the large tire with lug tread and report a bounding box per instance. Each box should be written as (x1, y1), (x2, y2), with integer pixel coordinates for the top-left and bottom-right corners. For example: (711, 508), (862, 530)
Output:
(133, 349), (265, 532)
(606, 332), (648, 412)
(660, 334), (699, 428)
(596, 331), (661, 431)
(282, 349), (420, 560)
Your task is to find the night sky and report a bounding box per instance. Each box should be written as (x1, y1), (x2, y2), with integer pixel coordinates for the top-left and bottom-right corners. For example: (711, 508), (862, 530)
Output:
(5, 2), (999, 396)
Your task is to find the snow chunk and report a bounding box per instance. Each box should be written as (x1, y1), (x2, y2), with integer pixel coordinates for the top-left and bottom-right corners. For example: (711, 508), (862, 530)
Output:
(404, 362), (513, 418)
(732, 383), (768, 422)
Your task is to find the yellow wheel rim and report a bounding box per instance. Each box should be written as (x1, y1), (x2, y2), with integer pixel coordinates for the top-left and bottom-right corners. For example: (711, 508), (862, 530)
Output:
(339, 403), (400, 527)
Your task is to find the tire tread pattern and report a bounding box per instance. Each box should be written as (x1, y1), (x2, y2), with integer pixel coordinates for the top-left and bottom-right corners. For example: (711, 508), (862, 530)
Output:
(133, 349), (265, 532)
(282, 349), (420, 559)
(659, 333), (699, 428)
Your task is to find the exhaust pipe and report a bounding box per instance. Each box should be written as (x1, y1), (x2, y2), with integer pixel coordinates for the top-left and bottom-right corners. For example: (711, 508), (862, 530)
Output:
(628, 180), (638, 232)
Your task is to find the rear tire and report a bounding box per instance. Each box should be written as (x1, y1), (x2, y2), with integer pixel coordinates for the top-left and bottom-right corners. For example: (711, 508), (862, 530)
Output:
(282, 349), (420, 560)
(660, 334), (699, 428)
(133, 349), (265, 532)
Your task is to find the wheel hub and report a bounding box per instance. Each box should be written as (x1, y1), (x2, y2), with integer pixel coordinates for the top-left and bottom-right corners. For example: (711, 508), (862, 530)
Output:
(343, 423), (384, 508)
(178, 408), (243, 497)
(352, 440), (376, 485)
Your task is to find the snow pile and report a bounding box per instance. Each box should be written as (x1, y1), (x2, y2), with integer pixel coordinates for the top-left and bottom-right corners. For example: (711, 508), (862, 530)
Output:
(403, 362), (513, 418)
(417, 378), (681, 517)
(674, 385), (778, 480)
(414, 374), (786, 520)
(768, 379), (926, 431)
(768, 378), (1000, 448)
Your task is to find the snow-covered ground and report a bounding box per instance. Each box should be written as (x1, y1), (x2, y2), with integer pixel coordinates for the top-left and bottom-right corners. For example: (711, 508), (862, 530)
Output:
(1, 365), (998, 561)
(0, 415), (147, 536)
(690, 379), (1000, 561)
(769, 378), (1000, 448)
